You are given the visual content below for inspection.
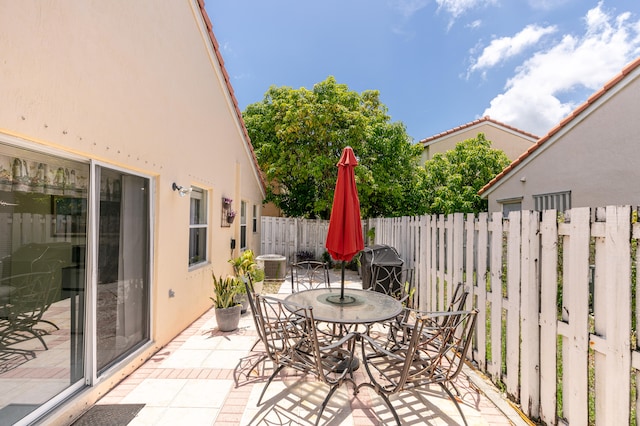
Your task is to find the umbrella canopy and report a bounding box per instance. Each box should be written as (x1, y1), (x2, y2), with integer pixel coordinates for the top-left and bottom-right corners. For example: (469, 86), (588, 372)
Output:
(325, 146), (364, 262)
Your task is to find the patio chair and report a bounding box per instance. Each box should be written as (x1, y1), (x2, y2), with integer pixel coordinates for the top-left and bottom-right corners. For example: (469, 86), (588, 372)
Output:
(233, 276), (269, 387)
(369, 266), (414, 306)
(357, 267), (414, 338)
(0, 271), (59, 350)
(290, 261), (330, 292)
(357, 308), (478, 426)
(390, 282), (468, 349)
(253, 294), (357, 426)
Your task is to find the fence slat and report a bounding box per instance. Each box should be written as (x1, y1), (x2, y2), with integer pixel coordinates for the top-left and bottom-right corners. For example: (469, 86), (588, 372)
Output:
(539, 209), (558, 424)
(600, 206), (631, 424)
(562, 207), (590, 426)
(475, 212), (488, 371)
(520, 210), (541, 418)
(505, 211), (521, 400)
(488, 211), (503, 381)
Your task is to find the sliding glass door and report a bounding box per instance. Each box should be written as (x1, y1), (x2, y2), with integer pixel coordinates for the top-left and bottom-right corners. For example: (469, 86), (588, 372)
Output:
(0, 143), (89, 423)
(95, 166), (150, 374)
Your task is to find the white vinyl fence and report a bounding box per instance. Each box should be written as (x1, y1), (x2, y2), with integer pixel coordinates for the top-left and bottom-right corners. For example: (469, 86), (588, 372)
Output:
(262, 206), (640, 425)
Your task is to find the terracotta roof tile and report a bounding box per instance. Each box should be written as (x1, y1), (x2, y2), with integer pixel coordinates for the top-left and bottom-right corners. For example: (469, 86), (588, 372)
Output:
(478, 56), (640, 196)
(197, 1), (266, 194)
(419, 116), (538, 145)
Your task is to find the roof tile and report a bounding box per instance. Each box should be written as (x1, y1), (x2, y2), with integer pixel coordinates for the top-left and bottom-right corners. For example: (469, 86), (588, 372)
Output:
(197, 1), (266, 193)
(419, 116), (538, 145)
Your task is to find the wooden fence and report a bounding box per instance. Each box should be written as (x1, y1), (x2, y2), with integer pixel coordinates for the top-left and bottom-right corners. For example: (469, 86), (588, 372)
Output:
(262, 206), (640, 425)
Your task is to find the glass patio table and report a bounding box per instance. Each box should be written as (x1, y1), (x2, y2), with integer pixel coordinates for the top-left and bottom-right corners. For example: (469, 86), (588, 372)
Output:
(285, 287), (403, 325)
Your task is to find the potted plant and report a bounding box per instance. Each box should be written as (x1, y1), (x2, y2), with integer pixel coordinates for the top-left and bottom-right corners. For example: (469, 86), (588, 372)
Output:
(211, 273), (242, 331)
(226, 210), (237, 223)
(229, 250), (265, 312)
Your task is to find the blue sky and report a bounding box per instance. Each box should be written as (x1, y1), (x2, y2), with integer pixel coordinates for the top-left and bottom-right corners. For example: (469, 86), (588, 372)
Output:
(206, 0), (640, 142)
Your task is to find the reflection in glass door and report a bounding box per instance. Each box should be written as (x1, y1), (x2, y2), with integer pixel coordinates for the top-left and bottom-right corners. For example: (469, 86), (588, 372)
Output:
(0, 143), (88, 424)
(95, 167), (150, 374)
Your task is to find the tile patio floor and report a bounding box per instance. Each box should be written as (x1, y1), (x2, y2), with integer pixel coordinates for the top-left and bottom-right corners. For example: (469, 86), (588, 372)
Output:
(93, 271), (530, 426)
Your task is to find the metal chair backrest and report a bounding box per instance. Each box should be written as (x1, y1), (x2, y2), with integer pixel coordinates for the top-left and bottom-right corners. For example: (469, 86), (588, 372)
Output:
(369, 266), (414, 306)
(243, 275), (264, 343)
(290, 261), (330, 292)
(253, 294), (313, 368)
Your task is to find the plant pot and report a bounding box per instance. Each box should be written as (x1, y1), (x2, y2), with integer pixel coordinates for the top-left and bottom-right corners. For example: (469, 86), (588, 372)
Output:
(227, 216), (235, 224)
(235, 294), (249, 314)
(215, 305), (241, 332)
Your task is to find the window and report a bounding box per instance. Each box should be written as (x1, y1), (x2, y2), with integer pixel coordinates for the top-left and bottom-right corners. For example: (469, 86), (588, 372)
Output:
(189, 186), (208, 266)
(240, 200), (247, 250)
(499, 198), (522, 218)
(533, 190), (571, 213)
(502, 202), (522, 218)
(252, 204), (258, 233)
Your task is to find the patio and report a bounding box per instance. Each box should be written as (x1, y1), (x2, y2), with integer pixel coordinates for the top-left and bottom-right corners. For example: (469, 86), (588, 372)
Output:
(87, 269), (529, 426)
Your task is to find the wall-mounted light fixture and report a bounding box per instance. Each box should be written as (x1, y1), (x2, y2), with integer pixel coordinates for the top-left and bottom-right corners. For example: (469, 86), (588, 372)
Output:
(172, 182), (192, 197)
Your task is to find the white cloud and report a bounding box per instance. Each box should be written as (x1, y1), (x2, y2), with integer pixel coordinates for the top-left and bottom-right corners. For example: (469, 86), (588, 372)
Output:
(469, 24), (557, 73)
(390, 0), (430, 18)
(527, 0), (571, 11)
(483, 3), (640, 136)
(436, 0), (497, 19)
(467, 19), (482, 29)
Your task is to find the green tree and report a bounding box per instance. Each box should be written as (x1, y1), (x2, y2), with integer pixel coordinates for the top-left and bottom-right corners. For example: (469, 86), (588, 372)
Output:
(421, 133), (510, 215)
(243, 76), (425, 219)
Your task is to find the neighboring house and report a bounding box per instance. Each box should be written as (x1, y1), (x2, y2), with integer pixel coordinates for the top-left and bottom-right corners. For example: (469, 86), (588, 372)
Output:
(0, 2), (265, 424)
(479, 57), (640, 217)
(419, 116), (537, 164)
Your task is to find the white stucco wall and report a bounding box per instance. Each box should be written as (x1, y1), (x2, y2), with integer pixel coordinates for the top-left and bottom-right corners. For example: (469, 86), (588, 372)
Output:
(485, 68), (640, 214)
(0, 1), (264, 421)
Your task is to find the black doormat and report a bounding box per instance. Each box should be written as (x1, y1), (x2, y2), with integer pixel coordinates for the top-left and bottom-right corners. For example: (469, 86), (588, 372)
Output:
(71, 404), (145, 426)
(0, 404), (39, 426)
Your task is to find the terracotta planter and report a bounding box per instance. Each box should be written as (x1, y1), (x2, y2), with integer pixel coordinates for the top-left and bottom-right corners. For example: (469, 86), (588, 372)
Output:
(215, 305), (241, 332)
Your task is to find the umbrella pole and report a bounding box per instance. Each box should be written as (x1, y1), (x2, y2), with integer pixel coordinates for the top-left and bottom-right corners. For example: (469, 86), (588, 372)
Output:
(340, 261), (345, 300)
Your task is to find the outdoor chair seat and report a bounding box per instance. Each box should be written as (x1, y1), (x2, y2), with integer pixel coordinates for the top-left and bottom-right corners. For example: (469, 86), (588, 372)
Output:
(357, 308), (478, 426)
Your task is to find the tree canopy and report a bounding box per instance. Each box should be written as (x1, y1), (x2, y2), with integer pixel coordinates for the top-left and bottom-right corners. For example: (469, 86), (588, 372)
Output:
(421, 133), (510, 215)
(243, 76), (424, 219)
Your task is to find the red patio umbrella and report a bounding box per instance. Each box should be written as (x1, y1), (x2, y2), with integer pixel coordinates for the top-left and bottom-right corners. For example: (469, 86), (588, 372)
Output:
(325, 146), (364, 303)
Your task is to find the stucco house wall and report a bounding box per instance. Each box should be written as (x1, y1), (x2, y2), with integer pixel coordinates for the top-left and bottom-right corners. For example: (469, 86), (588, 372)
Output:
(419, 117), (537, 164)
(0, 1), (265, 423)
(481, 58), (640, 215)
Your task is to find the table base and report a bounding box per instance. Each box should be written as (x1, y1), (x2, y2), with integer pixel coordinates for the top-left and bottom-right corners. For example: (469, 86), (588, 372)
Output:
(325, 294), (357, 305)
